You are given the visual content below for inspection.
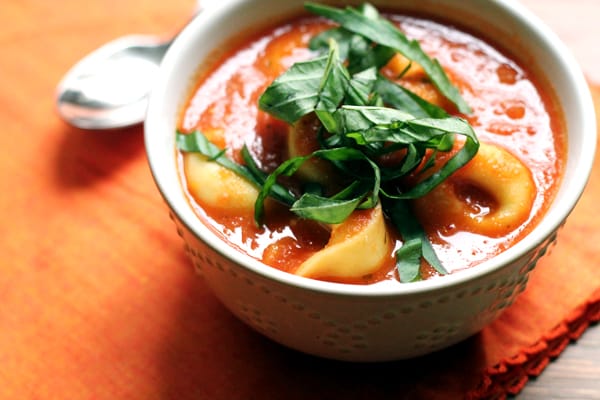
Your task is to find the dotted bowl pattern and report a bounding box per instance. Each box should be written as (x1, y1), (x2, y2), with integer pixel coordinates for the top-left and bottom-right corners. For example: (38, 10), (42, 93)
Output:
(170, 211), (559, 361)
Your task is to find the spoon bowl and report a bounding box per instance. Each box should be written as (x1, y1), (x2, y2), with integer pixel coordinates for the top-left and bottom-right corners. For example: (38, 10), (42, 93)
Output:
(56, 35), (172, 130)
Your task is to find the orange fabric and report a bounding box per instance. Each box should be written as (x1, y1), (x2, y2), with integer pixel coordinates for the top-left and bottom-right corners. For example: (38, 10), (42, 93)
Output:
(1, 1), (599, 399)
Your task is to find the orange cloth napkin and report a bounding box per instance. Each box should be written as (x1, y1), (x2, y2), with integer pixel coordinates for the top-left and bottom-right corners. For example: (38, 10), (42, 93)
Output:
(1, 1), (599, 399)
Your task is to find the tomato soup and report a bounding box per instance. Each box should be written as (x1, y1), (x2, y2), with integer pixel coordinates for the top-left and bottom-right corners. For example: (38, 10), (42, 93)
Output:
(177, 8), (565, 285)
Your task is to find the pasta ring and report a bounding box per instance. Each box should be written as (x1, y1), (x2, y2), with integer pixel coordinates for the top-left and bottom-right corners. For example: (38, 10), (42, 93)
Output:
(412, 143), (536, 237)
(295, 203), (390, 279)
(287, 113), (338, 187)
(183, 153), (258, 213)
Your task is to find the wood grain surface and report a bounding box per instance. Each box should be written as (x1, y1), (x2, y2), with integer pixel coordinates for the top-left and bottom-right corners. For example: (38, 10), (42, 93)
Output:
(519, 324), (600, 399)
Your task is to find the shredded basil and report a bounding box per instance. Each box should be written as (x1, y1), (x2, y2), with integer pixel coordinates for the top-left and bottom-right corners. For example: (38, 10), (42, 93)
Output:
(384, 198), (447, 279)
(304, 2), (472, 114)
(177, 2), (480, 282)
(176, 131), (296, 208)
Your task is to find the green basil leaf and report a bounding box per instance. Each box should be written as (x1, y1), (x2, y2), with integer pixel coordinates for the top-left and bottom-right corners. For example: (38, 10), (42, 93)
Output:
(313, 40), (353, 133)
(330, 180), (363, 200)
(176, 131), (259, 186)
(309, 2), (380, 61)
(395, 238), (423, 283)
(177, 131), (297, 209)
(345, 66), (378, 106)
(240, 145), (267, 181)
(291, 193), (364, 224)
(254, 155), (309, 224)
(258, 55), (329, 123)
(374, 74), (449, 119)
(379, 134), (478, 200)
(304, 2), (472, 114)
(379, 143), (426, 181)
(309, 27), (354, 59)
(330, 105), (414, 135)
(408, 116), (477, 139)
(240, 146), (296, 206)
(384, 198), (447, 278)
(315, 39), (350, 114)
(400, 134), (479, 198)
(346, 37), (396, 74)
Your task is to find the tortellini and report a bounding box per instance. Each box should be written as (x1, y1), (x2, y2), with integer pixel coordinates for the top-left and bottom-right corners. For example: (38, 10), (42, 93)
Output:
(183, 135), (534, 282)
(412, 143), (536, 237)
(294, 203), (390, 280)
(183, 153), (258, 213)
(287, 114), (338, 187)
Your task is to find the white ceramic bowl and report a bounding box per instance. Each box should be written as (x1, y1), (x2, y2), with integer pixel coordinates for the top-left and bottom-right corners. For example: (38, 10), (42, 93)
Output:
(145, 0), (596, 361)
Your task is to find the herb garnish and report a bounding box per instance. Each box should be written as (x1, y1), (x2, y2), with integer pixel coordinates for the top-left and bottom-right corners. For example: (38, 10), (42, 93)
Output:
(177, 2), (480, 282)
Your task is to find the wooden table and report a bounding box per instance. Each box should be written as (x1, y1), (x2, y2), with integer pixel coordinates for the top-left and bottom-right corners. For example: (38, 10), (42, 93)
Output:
(520, 324), (600, 398)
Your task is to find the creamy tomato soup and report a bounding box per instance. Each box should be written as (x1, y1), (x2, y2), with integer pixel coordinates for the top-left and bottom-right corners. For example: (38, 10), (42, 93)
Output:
(177, 4), (565, 285)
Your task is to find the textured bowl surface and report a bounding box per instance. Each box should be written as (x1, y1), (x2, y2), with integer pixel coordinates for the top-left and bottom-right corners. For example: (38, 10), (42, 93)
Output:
(145, 0), (596, 361)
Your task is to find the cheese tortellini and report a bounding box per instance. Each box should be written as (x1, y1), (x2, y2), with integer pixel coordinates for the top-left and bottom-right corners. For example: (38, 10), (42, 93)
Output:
(183, 153), (258, 213)
(287, 114), (338, 187)
(412, 143), (536, 237)
(183, 136), (535, 281)
(295, 203), (390, 280)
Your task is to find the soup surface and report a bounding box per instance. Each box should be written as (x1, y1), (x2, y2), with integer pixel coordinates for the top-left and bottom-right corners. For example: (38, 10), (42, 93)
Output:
(177, 7), (565, 285)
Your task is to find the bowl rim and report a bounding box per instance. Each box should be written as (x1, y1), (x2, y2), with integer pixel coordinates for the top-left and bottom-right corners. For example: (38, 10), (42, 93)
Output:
(145, 0), (597, 297)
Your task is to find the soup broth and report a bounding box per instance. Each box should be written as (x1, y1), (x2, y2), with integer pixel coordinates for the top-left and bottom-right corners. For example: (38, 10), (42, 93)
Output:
(177, 8), (565, 285)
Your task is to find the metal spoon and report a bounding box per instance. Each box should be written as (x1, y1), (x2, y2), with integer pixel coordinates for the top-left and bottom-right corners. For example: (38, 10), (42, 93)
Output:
(55, 5), (207, 130)
(56, 35), (173, 129)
